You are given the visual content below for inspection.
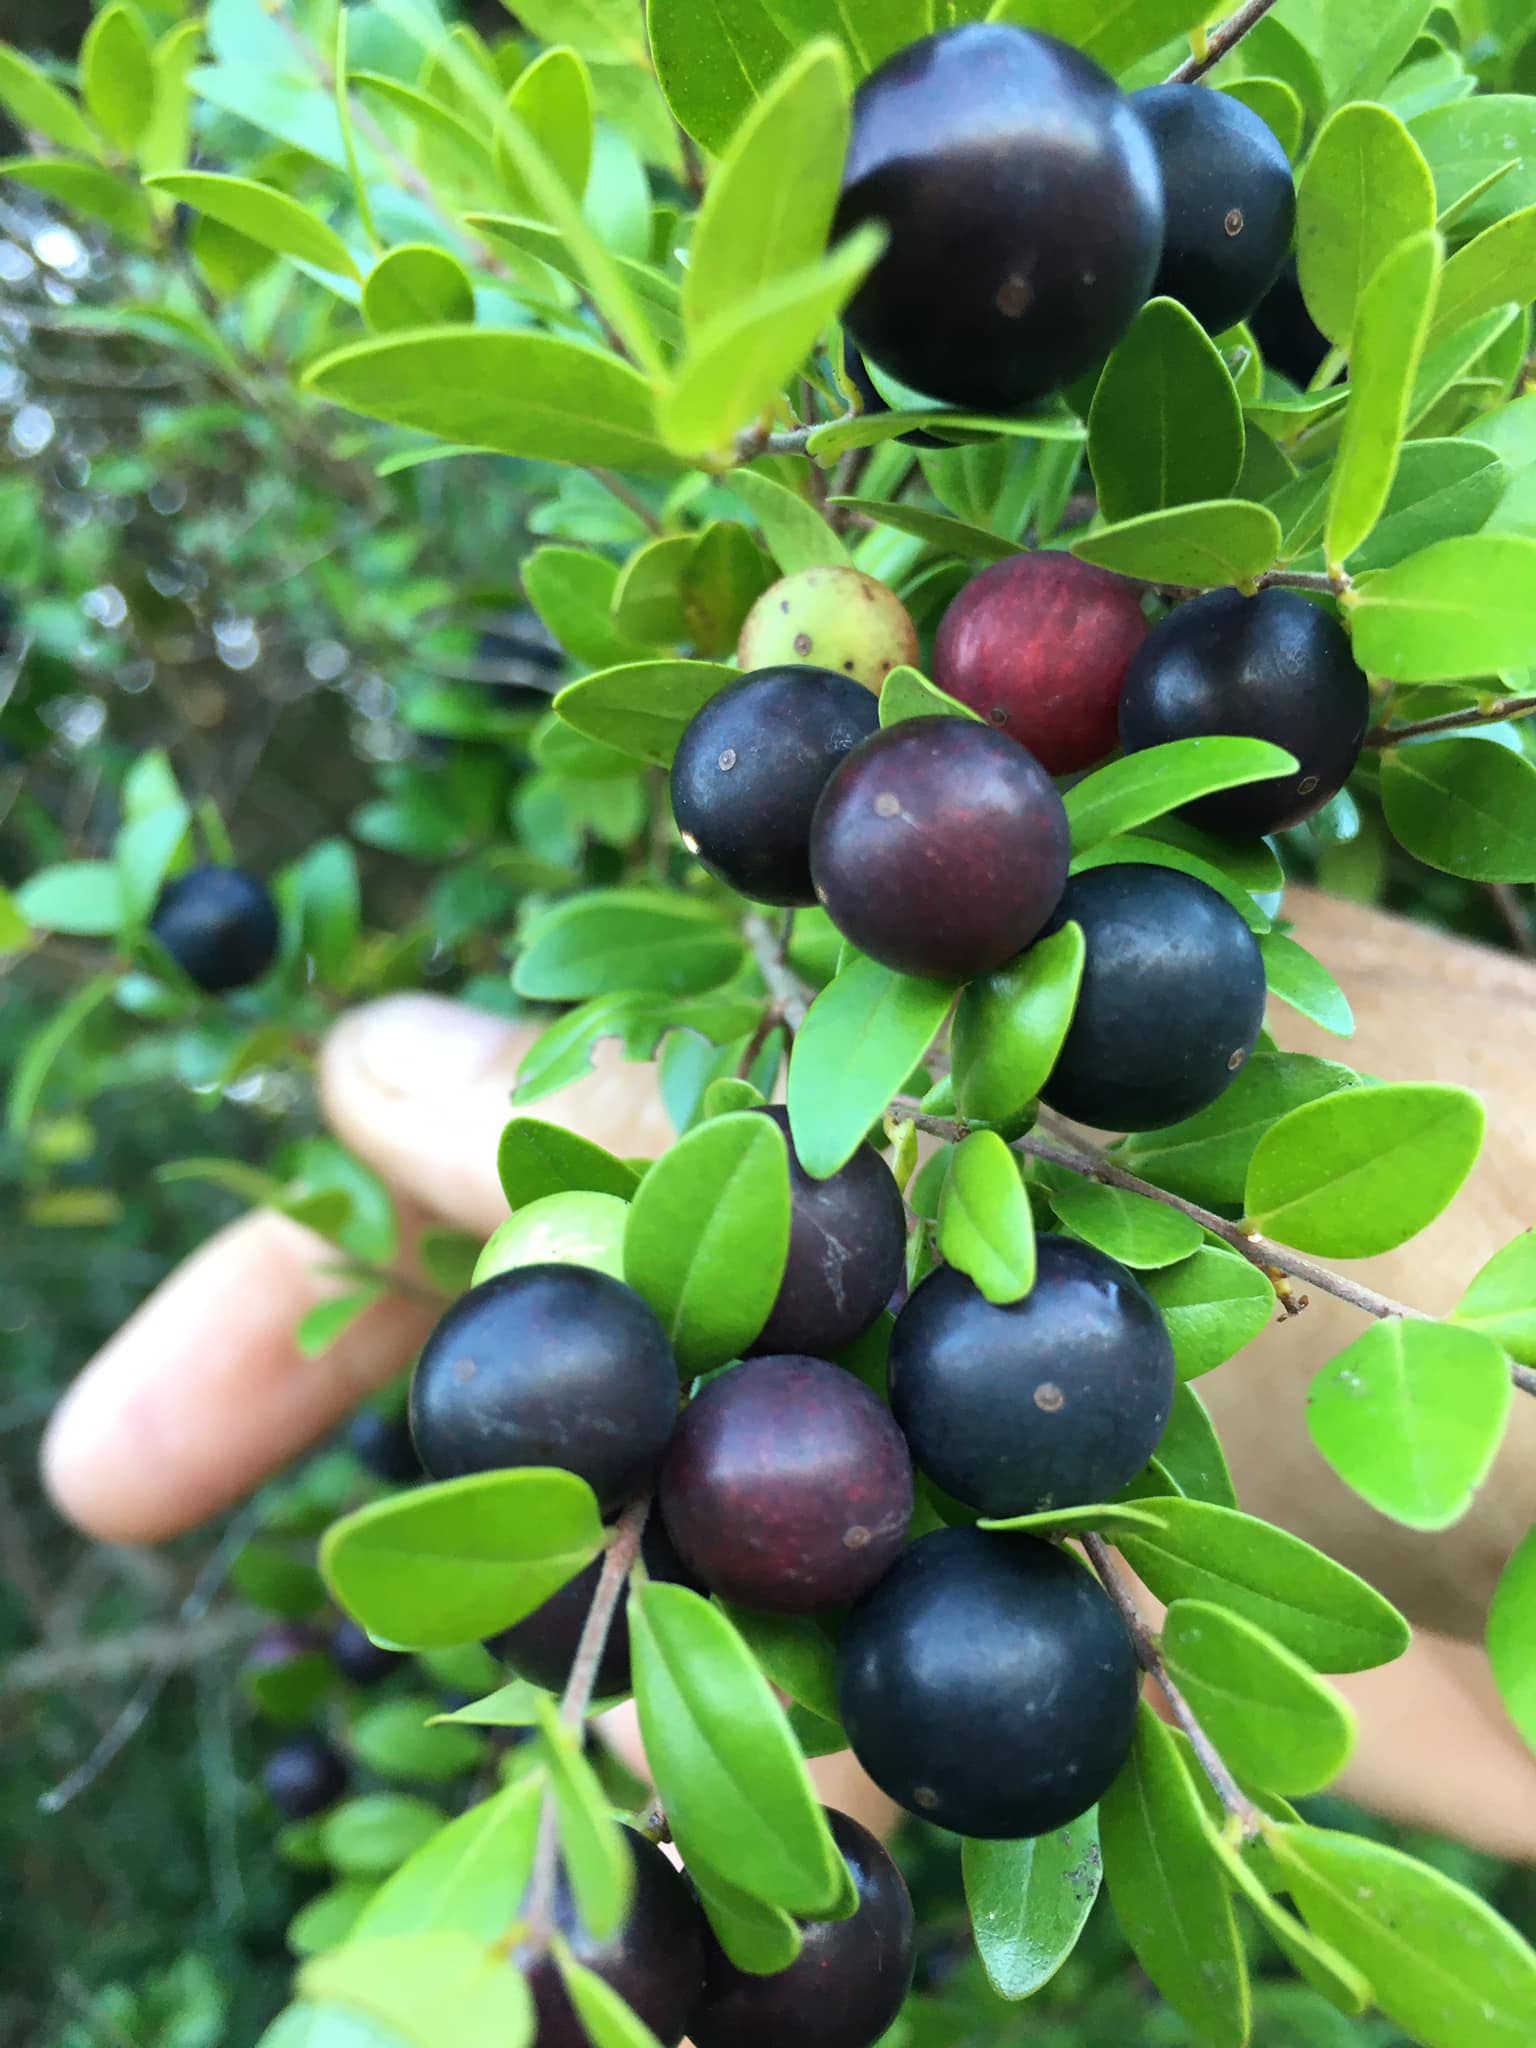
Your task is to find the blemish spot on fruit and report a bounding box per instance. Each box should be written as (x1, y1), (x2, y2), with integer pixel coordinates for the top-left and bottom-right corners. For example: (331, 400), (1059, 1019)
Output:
(780, 599), (790, 613)
(996, 274), (1032, 318)
(1034, 1381), (1065, 1414)
(1224, 207), (1245, 237)
(989, 706), (1008, 725)
(1297, 774), (1319, 795)
(717, 748), (737, 772)
(843, 1524), (872, 1550)
(452, 1356), (476, 1385)
(874, 791), (901, 818)
(912, 1785), (940, 1810)
(793, 632), (813, 655)
(844, 659), (856, 672)
(1228, 1047), (1247, 1071)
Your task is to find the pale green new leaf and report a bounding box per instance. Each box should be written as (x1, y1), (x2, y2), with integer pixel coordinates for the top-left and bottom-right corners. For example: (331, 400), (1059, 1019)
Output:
(1429, 205), (1536, 347)
(82, 3), (157, 152)
(1351, 536), (1536, 682)
(145, 172), (359, 278)
(1296, 102), (1436, 346)
(1455, 1231), (1536, 1364)
(939, 1131), (1036, 1303)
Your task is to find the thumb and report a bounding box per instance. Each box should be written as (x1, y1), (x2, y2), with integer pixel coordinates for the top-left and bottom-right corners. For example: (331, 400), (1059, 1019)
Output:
(320, 995), (676, 1238)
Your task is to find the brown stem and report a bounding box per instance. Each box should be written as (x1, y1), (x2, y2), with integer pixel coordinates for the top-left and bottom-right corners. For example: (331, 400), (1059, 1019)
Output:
(743, 913), (813, 1032)
(1082, 1535), (1263, 1838)
(1489, 884), (1536, 958)
(1166, 0), (1284, 82)
(588, 468), (663, 535)
(1369, 693), (1536, 748)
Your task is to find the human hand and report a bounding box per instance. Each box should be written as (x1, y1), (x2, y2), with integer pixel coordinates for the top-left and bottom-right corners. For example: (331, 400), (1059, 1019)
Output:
(41, 887), (1536, 1855)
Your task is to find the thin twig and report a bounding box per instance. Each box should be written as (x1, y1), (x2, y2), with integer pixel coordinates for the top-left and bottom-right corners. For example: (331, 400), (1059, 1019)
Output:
(1369, 693), (1536, 748)
(5, 1610), (266, 1694)
(1082, 1535), (1263, 1838)
(588, 469), (663, 535)
(1166, 0), (1283, 82)
(1489, 884), (1536, 958)
(743, 913), (813, 1031)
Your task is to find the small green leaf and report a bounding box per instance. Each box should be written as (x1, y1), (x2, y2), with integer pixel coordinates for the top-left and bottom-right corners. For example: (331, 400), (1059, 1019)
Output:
(610, 534), (696, 645)
(722, 1605), (842, 1725)
(351, 1699), (485, 1784)
(1099, 1703), (1251, 2048)
(1142, 1248), (1277, 1381)
(1205, 1825), (1372, 2015)
(1066, 738), (1298, 851)
(1115, 1497), (1410, 1672)
(7, 973), (117, 1137)
(1296, 102), (1436, 346)
(287, 1880), (380, 1960)
(0, 884), (32, 960)
(1244, 1082), (1484, 1257)
(362, 244), (476, 332)
(496, 47), (593, 214)
(978, 1502), (1168, 1537)
(1071, 832), (1273, 933)
(524, 547), (648, 672)
(951, 921), (1085, 1125)
(300, 1933), (533, 2048)
(554, 659), (735, 766)
(1162, 1601), (1357, 1795)
(1045, 1178), (1203, 1270)
(1269, 1823), (1536, 2048)
(1350, 534), (1536, 682)
(497, 1118), (640, 1212)
(1089, 298), (1244, 525)
(514, 890), (743, 1000)
(320, 1796), (447, 1878)
(553, 1944), (664, 2048)
(1381, 737), (1536, 883)
(1488, 1525), (1536, 1755)
(1219, 76), (1303, 160)
(1071, 500), (1281, 588)
(939, 1131), (1036, 1304)
(991, 0), (1208, 74)
(146, 172), (358, 278)
(1325, 231), (1442, 568)
(16, 861), (126, 937)
(877, 664), (982, 727)
(295, 1289), (383, 1360)
(1429, 204), (1536, 347)
(1121, 1052), (1362, 1210)
(534, 1697), (633, 1943)
(82, 3), (157, 151)
(681, 521), (775, 657)
(687, 1862), (803, 1973)
(1333, 436), (1505, 575)
(829, 497), (1022, 562)
(0, 156), (153, 240)
(0, 45), (100, 155)
(623, 1110), (790, 1374)
(1307, 1318), (1512, 1530)
(1454, 1231), (1536, 1364)
(1155, 1382), (1238, 1507)
(724, 468), (851, 573)
(962, 1814), (1102, 2003)
(321, 1470), (605, 1650)
(786, 954), (953, 1179)
(630, 1580), (843, 1915)
(648, 0), (795, 153)
(509, 0), (646, 61)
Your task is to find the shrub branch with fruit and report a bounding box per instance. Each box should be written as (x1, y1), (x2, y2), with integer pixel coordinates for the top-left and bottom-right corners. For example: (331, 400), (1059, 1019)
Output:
(6, 0), (1536, 2044)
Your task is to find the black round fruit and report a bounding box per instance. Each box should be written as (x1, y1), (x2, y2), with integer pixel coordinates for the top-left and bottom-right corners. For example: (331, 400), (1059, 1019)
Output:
(1249, 257), (1331, 386)
(149, 864), (280, 993)
(670, 669), (880, 906)
(834, 23), (1164, 413)
(331, 1617), (405, 1687)
(1040, 864), (1267, 1132)
(1118, 586), (1370, 836)
(890, 1240), (1175, 1517)
(262, 1733), (349, 1820)
(347, 1408), (421, 1485)
(1131, 84), (1295, 334)
(810, 718), (1071, 982)
(524, 1827), (706, 2048)
(688, 1808), (916, 2048)
(487, 1518), (701, 1697)
(837, 1526), (1138, 1838)
(749, 1106), (905, 1358)
(659, 1356), (913, 1614)
(409, 1265), (679, 1513)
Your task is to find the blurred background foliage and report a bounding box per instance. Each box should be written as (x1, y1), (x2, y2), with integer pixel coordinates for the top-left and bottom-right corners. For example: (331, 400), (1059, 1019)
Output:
(3, 4), (1535, 2045)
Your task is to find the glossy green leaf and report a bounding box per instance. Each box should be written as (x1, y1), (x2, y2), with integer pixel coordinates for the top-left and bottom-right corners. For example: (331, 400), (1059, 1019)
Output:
(0, 45), (100, 154)
(939, 1131), (1036, 1304)
(1409, 93), (1536, 236)
(1155, 1382), (1238, 1507)
(534, 1697), (633, 1942)
(306, 330), (680, 472)
(320, 1470), (605, 1650)
(321, 1797), (447, 1879)
(510, 0), (647, 61)
(554, 658), (735, 766)
(688, 1862), (803, 1973)
(146, 172), (358, 278)
(1429, 205), (1536, 348)
(351, 1700), (485, 1785)
(611, 535), (696, 644)
(1122, 1052), (1362, 1209)
(1325, 231), (1442, 567)
(1162, 1601), (1357, 1795)
(979, 1502), (1167, 1537)
(623, 1110), (790, 1373)
(681, 521), (775, 655)
(1260, 929), (1354, 1036)
(1296, 103), (1436, 346)
(514, 890), (743, 1000)
(1066, 738), (1298, 851)
(1333, 436), (1505, 575)
(963, 1814), (1102, 2003)
(1307, 1317), (1512, 1530)
(82, 3), (157, 152)
(16, 861), (125, 937)
(1046, 1177), (1203, 1270)
(1099, 1703), (1251, 2048)
(1488, 1525), (1536, 1754)
(1072, 500), (1281, 587)
(991, 0), (1207, 74)
(878, 665), (982, 727)
(660, 226), (885, 458)
(787, 954), (953, 1178)
(522, 547), (649, 671)
(468, 214), (681, 348)
(362, 245), (475, 332)
(724, 468), (851, 572)
(1220, 76), (1303, 160)
(629, 1580), (843, 1915)
(830, 496), (1021, 561)
(497, 1118), (640, 1212)
(1142, 1247), (1278, 1381)
(1115, 1497), (1411, 1672)
(685, 41), (849, 336)
(116, 801), (192, 929)
(952, 921), (1084, 1124)
(648, 0), (796, 152)
(1244, 1082), (1485, 1256)
(1269, 1823), (1536, 2048)
(496, 47), (593, 212)
(1454, 1230), (1536, 1364)
(287, 1881), (379, 1961)
(1350, 534), (1536, 681)
(1089, 298), (1244, 525)
(300, 1933), (533, 2048)
(1381, 736), (1536, 882)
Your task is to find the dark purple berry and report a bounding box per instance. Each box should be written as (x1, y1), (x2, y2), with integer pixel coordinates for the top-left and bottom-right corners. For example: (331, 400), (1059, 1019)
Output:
(331, 1618), (406, 1687)
(262, 1733), (349, 1820)
(1249, 257), (1331, 386)
(149, 864), (279, 993)
(347, 1408), (421, 1484)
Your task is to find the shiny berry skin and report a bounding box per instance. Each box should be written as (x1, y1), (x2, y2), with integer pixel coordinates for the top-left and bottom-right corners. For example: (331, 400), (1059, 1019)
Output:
(810, 719), (1070, 982)
(837, 1526), (1138, 1838)
(659, 1357), (913, 1614)
(1249, 257), (1330, 386)
(525, 1828), (706, 2048)
(409, 1266), (679, 1514)
(1132, 85), (1296, 335)
(486, 1519), (702, 1698)
(749, 1107), (905, 1358)
(347, 1408), (421, 1484)
(890, 1241), (1175, 1517)
(262, 1734), (349, 1819)
(331, 1618), (405, 1687)
(1040, 864), (1267, 1132)
(688, 1809), (915, 2048)
(1118, 587), (1369, 836)
(670, 669), (880, 907)
(149, 865), (280, 992)
(933, 553), (1148, 774)
(834, 23), (1164, 413)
